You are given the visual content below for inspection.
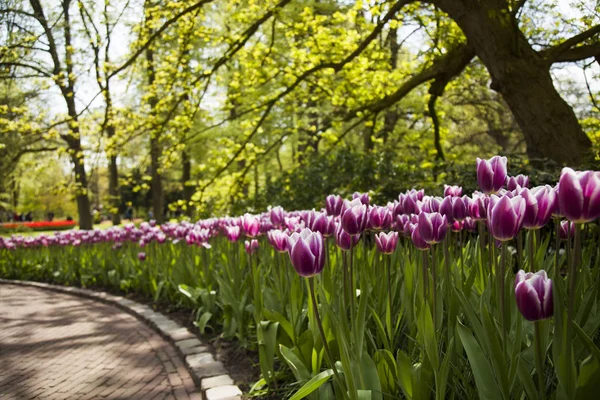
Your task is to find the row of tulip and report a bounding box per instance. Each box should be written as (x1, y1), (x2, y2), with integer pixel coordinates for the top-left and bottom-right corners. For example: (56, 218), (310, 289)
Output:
(1, 156), (599, 399)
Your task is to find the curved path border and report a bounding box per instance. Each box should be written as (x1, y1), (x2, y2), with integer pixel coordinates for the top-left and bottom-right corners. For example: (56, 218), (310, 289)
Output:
(0, 279), (243, 400)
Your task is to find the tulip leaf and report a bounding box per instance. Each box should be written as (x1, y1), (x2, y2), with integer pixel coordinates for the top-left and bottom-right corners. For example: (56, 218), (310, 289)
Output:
(516, 357), (538, 400)
(417, 302), (439, 370)
(264, 309), (295, 344)
(457, 322), (502, 400)
(435, 337), (454, 400)
(396, 349), (414, 399)
(357, 351), (382, 400)
(373, 349), (397, 395)
(288, 369), (334, 400)
(575, 355), (600, 400)
(280, 344), (311, 383)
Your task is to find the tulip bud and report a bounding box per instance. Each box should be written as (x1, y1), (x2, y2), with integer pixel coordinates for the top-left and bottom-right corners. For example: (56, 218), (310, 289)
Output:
(138, 252), (146, 261)
(476, 156), (508, 194)
(288, 229), (325, 277)
(375, 231), (399, 254)
(515, 269), (553, 321)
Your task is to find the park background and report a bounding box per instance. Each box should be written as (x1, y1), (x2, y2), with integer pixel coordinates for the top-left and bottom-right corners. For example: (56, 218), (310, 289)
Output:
(1, 0), (599, 227)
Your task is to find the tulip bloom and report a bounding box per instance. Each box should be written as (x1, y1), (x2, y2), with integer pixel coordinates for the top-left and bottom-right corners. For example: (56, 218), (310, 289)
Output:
(444, 185), (462, 197)
(557, 168), (600, 223)
(487, 195), (526, 241)
(476, 156), (508, 194)
(375, 231), (399, 254)
(410, 225), (430, 250)
(288, 229), (325, 277)
(417, 212), (448, 244)
(341, 200), (369, 236)
(245, 239), (259, 254)
(559, 220), (575, 240)
(439, 196), (454, 223)
(469, 193), (488, 221)
(515, 270), (553, 321)
(225, 226), (241, 242)
(267, 230), (289, 252)
(137, 252), (146, 261)
(325, 195), (344, 217)
(522, 186), (557, 230)
(507, 175), (530, 191)
(241, 214), (260, 237)
(369, 206), (392, 230)
(270, 206), (285, 226)
(335, 225), (360, 250)
(352, 191), (370, 205)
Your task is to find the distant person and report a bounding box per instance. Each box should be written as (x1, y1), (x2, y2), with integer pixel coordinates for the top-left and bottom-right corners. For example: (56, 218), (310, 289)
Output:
(25, 212), (33, 222)
(125, 207), (133, 221)
(48, 212), (55, 222)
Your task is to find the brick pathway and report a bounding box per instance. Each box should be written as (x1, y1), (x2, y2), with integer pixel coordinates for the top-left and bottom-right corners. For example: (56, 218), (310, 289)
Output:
(0, 284), (200, 400)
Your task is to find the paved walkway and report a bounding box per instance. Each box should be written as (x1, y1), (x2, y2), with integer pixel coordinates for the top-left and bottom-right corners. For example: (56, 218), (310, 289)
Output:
(0, 284), (200, 400)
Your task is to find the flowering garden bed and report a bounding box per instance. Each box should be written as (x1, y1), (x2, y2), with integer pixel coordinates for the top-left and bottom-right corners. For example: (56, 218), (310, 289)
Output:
(0, 220), (77, 233)
(1, 156), (599, 399)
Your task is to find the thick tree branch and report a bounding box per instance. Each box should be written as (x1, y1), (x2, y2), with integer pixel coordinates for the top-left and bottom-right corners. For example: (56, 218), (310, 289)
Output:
(545, 43), (600, 63)
(357, 43), (475, 115)
(545, 24), (600, 60)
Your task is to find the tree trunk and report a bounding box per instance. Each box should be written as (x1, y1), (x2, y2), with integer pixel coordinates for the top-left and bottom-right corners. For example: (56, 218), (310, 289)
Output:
(182, 150), (194, 218)
(146, 45), (164, 224)
(70, 140), (93, 229)
(435, 0), (593, 165)
(108, 151), (120, 225)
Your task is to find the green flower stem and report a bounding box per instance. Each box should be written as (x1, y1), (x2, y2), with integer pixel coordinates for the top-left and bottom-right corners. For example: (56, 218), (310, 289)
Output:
(554, 220), (560, 282)
(422, 250), (429, 301)
(534, 321), (546, 400)
(308, 277), (347, 398)
(478, 221), (486, 287)
(386, 254), (393, 333)
(500, 242), (507, 355)
(431, 245), (438, 332)
(528, 230), (535, 273)
(342, 250), (349, 317)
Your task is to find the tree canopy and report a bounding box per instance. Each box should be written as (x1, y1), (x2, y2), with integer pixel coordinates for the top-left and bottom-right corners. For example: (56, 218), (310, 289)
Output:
(1, 0), (599, 225)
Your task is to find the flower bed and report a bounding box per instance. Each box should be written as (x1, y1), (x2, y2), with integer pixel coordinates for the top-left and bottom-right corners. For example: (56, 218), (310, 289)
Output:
(1, 157), (599, 399)
(0, 220), (77, 233)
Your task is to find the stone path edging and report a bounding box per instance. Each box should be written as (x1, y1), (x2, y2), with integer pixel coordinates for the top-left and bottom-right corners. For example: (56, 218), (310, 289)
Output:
(0, 279), (243, 400)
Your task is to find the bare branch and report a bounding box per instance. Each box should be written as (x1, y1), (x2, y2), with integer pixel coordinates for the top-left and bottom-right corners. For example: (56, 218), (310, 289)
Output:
(0, 61), (52, 77)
